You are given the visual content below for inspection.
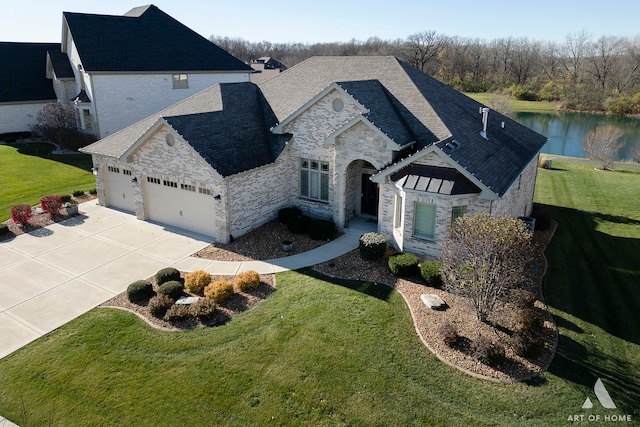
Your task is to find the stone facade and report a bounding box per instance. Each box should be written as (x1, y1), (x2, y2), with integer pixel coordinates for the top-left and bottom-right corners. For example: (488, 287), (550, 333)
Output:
(490, 155), (539, 218)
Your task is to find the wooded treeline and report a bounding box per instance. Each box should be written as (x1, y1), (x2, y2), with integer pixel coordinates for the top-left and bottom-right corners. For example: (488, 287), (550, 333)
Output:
(211, 30), (640, 115)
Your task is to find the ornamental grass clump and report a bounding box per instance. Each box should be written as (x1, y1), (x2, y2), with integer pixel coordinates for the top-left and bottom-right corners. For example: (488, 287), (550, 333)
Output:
(204, 280), (235, 303)
(235, 270), (260, 292)
(148, 294), (173, 318)
(191, 298), (217, 320)
(359, 232), (388, 260)
(184, 270), (211, 294)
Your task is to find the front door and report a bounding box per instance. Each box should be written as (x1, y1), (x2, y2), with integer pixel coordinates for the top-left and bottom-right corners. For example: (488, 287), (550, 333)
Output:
(361, 174), (378, 217)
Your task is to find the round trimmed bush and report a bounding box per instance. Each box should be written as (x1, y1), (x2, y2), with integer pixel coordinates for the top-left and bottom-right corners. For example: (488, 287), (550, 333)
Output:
(287, 214), (310, 234)
(126, 280), (154, 303)
(204, 280), (235, 303)
(157, 280), (184, 300)
(420, 260), (443, 287)
(184, 270), (211, 293)
(148, 294), (173, 318)
(72, 190), (85, 197)
(155, 267), (181, 286)
(0, 223), (9, 236)
(278, 207), (302, 224)
(359, 232), (388, 260)
(235, 270), (260, 292)
(388, 253), (419, 277)
(308, 218), (335, 240)
(60, 194), (72, 203)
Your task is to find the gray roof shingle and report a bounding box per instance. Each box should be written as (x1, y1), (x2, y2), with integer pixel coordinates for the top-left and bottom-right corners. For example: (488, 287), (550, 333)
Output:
(63, 5), (252, 73)
(0, 42), (58, 103)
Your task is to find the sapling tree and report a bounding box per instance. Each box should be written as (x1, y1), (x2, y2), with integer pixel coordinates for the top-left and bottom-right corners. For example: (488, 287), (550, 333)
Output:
(440, 213), (536, 323)
(582, 125), (624, 170)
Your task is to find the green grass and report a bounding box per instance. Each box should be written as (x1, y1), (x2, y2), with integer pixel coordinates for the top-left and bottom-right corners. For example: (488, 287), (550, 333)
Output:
(0, 143), (94, 221)
(465, 92), (558, 113)
(0, 162), (638, 426)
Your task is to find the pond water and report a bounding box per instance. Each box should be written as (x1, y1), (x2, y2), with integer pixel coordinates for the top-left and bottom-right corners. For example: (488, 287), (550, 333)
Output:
(514, 111), (640, 161)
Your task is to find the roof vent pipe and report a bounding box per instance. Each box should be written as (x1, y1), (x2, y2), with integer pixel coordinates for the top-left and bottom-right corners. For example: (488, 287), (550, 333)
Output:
(480, 107), (490, 139)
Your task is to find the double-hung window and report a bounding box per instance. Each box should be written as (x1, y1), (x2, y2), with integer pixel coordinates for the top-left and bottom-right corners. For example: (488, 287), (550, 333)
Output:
(451, 205), (466, 224)
(300, 158), (329, 202)
(414, 202), (436, 240)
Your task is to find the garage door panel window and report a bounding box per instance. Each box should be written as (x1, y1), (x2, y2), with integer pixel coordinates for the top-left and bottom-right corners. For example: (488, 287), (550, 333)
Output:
(163, 180), (177, 188)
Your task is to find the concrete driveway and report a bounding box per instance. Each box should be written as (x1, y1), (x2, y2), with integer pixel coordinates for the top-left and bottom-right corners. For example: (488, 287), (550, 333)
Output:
(0, 201), (212, 359)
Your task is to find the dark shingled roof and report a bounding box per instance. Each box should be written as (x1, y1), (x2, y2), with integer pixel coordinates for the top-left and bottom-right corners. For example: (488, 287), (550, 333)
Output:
(63, 5), (252, 73)
(391, 164), (481, 196)
(0, 42), (58, 103)
(260, 56), (547, 196)
(47, 50), (74, 79)
(163, 82), (289, 177)
(336, 80), (436, 146)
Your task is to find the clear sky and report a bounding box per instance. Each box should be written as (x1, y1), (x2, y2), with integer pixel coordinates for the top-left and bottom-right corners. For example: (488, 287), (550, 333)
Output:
(2, 0), (639, 44)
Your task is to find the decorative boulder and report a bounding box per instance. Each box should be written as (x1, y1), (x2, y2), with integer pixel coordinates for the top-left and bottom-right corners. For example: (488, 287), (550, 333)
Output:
(421, 294), (448, 310)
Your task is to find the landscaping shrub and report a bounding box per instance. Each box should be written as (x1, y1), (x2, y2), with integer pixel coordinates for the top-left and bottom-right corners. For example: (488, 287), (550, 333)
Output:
(60, 194), (72, 203)
(157, 280), (184, 300)
(278, 207), (302, 224)
(420, 260), (443, 287)
(184, 270), (211, 294)
(148, 294), (173, 318)
(191, 298), (217, 320)
(163, 304), (192, 322)
(72, 190), (85, 197)
(236, 270), (260, 292)
(10, 204), (32, 226)
(437, 321), (459, 347)
(358, 232), (388, 260)
(471, 335), (505, 365)
(204, 280), (235, 303)
(388, 253), (419, 277)
(509, 289), (536, 309)
(126, 280), (154, 303)
(308, 218), (335, 240)
(510, 331), (544, 358)
(516, 307), (545, 333)
(286, 214), (310, 234)
(155, 267), (181, 286)
(0, 223), (8, 236)
(40, 195), (63, 215)
(89, 188), (97, 195)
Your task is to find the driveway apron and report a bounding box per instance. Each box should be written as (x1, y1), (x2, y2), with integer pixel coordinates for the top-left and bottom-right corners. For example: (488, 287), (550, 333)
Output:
(0, 201), (212, 359)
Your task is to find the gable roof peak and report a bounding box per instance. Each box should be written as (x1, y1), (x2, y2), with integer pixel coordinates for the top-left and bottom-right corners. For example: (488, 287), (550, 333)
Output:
(124, 4), (155, 17)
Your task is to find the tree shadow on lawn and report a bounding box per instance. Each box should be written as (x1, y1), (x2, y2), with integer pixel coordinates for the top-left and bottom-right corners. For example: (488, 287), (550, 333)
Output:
(548, 332), (640, 418)
(539, 203), (640, 345)
(299, 268), (393, 301)
(11, 142), (93, 171)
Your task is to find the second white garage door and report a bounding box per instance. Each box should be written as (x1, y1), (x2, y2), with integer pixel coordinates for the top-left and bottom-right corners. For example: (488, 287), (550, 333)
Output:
(144, 177), (217, 238)
(106, 166), (135, 213)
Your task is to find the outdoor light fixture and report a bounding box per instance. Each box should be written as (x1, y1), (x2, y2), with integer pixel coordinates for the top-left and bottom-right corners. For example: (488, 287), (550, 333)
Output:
(214, 194), (221, 200)
(131, 177), (138, 184)
(91, 167), (98, 176)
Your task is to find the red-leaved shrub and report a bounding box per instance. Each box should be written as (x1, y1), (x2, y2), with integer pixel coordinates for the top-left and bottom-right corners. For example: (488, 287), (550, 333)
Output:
(10, 204), (32, 226)
(40, 195), (63, 215)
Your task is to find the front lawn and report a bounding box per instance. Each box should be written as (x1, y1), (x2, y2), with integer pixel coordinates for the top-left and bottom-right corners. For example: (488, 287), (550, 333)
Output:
(0, 142), (94, 221)
(0, 161), (638, 425)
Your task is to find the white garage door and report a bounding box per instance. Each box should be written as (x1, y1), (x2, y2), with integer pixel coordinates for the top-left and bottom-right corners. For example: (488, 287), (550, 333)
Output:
(144, 177), (217, 238)
(106, 166), (135, 212)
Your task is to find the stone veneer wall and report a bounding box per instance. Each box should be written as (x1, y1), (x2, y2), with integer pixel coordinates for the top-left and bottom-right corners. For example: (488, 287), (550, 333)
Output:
(490, 155), (539, 218)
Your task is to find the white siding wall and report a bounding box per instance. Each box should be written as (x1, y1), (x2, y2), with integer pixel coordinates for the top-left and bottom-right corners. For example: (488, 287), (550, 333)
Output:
(90, 72), (250, 138)
(0, 102), (51, 133)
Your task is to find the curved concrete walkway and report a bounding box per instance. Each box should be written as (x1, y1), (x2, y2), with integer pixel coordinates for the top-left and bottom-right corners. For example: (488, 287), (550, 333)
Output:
(0, 201), (360, 361)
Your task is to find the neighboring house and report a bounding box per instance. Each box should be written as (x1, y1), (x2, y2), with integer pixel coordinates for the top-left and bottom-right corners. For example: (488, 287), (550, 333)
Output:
(50, 4), (254, 138)
(249, 57), (286, 84)
(0, 42), (60, 134)
(81, 56), (547, 257)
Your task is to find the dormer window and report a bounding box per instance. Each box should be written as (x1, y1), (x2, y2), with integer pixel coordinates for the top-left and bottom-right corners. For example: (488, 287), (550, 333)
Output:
(172, 74), (189, 89)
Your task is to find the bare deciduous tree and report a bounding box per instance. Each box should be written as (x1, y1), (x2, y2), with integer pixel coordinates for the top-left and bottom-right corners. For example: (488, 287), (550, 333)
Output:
(582, 125), (624, 170)
(404, 30), (446, 73)
(440, 213), (535, 323)
(34, 102), (77, 146)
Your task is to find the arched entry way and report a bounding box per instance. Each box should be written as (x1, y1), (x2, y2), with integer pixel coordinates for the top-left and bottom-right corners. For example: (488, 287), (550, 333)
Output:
(343, 160), (379, 227)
